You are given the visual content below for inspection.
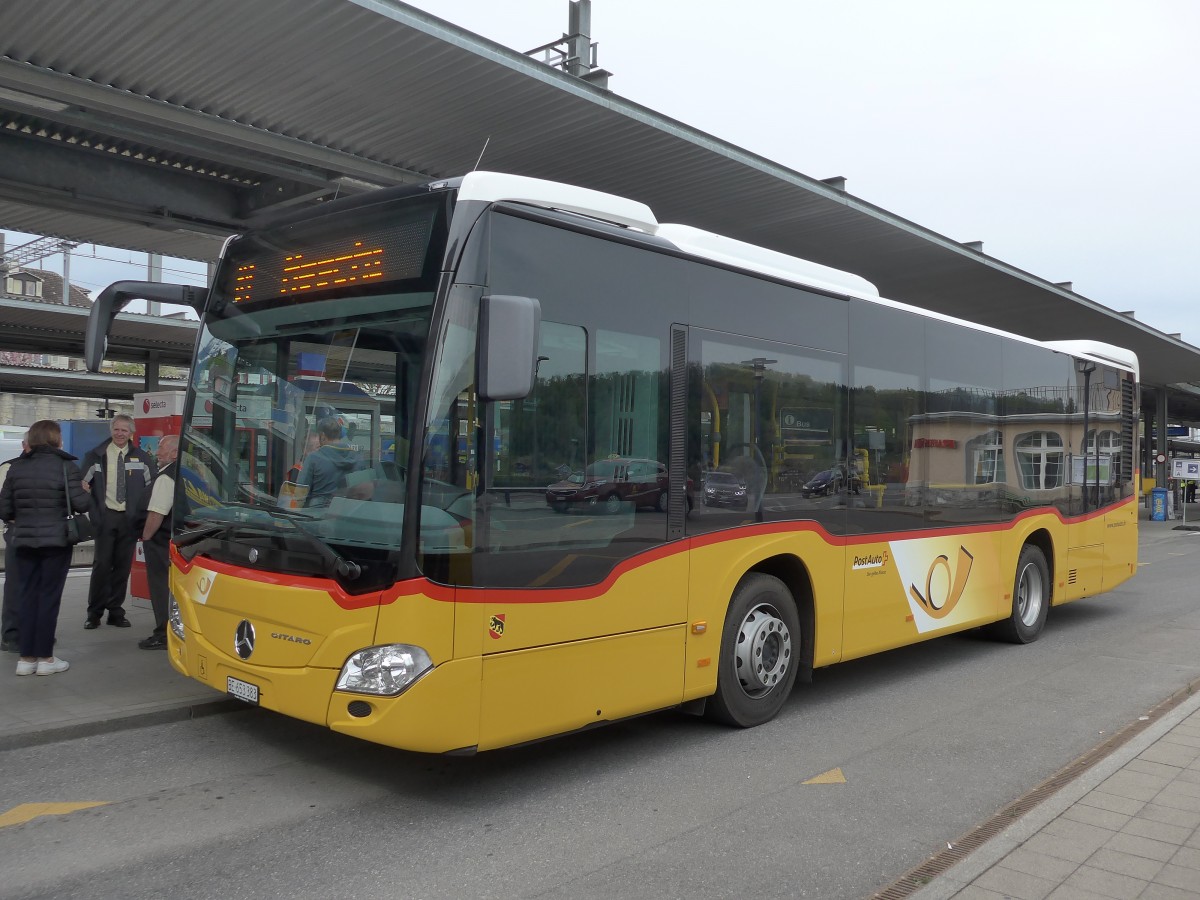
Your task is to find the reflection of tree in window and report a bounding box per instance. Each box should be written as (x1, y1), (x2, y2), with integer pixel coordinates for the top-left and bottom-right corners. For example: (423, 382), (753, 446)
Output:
(499, 323), (586, 486)
(695, 336), (844, 528)
(1016, 432), (1064, 489)
(594, 331), (663, 466)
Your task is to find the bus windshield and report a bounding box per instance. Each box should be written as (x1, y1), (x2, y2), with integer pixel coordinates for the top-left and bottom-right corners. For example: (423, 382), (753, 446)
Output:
(174, 190), (448, 589)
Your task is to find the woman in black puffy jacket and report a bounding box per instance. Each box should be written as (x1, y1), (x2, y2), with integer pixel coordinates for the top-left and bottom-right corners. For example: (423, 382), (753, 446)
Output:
(0, 419), (89, 676)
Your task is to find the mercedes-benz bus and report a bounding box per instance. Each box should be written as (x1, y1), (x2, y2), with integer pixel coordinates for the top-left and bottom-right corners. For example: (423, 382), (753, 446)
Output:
(87, 172), (1139, 753)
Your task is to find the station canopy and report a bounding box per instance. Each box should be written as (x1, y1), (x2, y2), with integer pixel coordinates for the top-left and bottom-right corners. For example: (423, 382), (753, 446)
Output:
(1, 0), (1199, 411)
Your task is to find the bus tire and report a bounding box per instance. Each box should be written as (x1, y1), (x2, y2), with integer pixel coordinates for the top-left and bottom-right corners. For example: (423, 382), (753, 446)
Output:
(985, 544), (1050, 644)
(707, 573), (800, 727)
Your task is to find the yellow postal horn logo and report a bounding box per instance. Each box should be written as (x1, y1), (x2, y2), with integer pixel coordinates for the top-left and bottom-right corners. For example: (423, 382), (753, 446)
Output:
(909, 546), (974, 619)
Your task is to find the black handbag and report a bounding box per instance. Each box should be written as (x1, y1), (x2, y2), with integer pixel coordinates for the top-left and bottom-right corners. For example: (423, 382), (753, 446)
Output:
(62, 463), (95, 545)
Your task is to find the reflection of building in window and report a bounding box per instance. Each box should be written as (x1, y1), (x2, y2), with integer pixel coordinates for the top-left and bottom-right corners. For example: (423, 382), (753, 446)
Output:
(968, 430), (1005, 484)
(1015, 432), (1065, 490)
(1086, 429), (1120, 455)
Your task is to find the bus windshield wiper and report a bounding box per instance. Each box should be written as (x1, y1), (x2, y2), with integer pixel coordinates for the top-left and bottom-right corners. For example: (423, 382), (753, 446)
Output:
(173, 508), (359, 580)
(174, 522), (228, 551)
(277, 518), (363, 581)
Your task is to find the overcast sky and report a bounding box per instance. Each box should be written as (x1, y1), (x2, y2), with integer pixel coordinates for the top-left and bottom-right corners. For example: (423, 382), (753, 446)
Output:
(409, 0), (1200, 342)
(6, 0), (1198, 343)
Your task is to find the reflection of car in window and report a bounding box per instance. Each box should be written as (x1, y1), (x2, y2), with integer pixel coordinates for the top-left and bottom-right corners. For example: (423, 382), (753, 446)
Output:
(545, 457), (670, 513)
(800, 464), (862, 498)
(702, 471), (748, 509)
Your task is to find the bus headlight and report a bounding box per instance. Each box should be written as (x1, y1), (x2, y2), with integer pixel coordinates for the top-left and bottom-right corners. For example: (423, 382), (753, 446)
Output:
(168, 594), (185, 641)
(335, 645), (433, 696)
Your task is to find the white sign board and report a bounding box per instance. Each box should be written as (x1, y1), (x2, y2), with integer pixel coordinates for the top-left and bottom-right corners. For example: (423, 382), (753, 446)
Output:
(1170, 457), (1200, 481)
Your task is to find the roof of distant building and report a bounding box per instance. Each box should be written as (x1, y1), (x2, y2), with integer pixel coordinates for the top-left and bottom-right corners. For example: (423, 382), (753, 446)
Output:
(2, 267), (91, 308)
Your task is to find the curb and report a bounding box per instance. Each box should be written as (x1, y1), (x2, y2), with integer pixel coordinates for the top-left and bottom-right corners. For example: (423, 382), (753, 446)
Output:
(0, 698), (249, 752)
(904, 685), (1200, 900)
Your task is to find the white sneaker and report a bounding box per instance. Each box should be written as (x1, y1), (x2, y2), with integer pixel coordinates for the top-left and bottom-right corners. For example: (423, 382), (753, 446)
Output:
(35, 657), (69, 676)
(15, 659), (36, 676)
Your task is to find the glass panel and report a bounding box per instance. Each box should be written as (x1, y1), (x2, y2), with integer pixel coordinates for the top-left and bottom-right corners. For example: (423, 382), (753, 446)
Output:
(686, 265), (849, 354)
(173, 190), (446, 591)
(178, 293), (433, 591)
(496, 322), (587, 494)
(689, 330), (846, 536)
(1072, 361), (1130, 511)
(416, 283), (480, 579)
(451, 324), (669, 588)
(1000, 339), (1073, 514)
(848, 301), (926, 533)
(919, 321), (1005, 525)
(426, 210), (680, 588)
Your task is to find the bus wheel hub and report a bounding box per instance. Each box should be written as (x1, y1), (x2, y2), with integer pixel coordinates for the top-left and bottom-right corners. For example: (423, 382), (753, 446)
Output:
(734, 604), (791, 697)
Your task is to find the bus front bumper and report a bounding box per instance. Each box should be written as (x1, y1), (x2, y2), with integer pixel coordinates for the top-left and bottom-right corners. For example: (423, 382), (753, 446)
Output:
(168, 631), (483, 754)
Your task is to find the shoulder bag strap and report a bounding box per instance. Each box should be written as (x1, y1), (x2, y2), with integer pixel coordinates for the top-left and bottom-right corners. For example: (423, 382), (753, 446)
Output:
(62, 461), (73, 514)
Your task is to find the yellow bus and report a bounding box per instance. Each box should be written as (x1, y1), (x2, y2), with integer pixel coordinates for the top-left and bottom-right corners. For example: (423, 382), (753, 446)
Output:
(87, 173), (1139, 753)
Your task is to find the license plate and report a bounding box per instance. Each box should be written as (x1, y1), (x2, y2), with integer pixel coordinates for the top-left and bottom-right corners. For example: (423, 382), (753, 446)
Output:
(226, 676), (260, 705)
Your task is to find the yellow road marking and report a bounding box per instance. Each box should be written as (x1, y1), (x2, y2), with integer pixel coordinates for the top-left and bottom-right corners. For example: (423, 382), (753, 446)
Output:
(803, 768), (846, 785)
(0, 802), (109, 828)
(531, 554), (578, 587)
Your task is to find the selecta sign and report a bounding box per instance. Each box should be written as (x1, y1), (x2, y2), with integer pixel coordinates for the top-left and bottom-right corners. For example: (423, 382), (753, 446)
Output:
(135, 391), (186, 420)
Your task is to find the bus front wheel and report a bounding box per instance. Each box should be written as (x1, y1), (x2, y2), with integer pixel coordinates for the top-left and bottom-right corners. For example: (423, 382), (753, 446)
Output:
(985, 544), (1050, 643)
(707, 574), (800, 727)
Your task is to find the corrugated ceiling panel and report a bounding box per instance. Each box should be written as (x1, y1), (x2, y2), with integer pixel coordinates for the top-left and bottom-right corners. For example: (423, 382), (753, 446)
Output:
(0, 200), (228, 261)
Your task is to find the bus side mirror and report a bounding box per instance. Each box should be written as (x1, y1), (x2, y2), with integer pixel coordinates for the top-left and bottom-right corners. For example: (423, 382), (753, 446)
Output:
(477, 294), (541, 401)
(85, 281), (208, 372)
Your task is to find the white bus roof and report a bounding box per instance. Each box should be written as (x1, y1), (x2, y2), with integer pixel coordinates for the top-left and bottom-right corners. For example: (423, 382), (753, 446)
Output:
(455, 173), (1138, 377)
(456, 171), (878, 299)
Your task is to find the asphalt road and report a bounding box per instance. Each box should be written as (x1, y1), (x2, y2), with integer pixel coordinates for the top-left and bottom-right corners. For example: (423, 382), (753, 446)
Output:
(2, 528), (1199, 900)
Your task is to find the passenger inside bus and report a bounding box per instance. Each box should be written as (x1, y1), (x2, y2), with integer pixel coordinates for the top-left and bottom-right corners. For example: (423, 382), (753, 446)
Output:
(286, 433), (321, 484)
(294, 417), (368, 507)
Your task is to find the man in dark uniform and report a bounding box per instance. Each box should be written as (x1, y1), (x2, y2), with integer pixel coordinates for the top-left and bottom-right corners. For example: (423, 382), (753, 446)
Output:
(80, 415), (155, 629)
(138, 435), (177, 649)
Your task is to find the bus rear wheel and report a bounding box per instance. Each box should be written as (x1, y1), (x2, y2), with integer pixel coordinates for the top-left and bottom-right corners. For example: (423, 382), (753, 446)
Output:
(985, 544), (1050, 643)
(707, 573), (800, 727)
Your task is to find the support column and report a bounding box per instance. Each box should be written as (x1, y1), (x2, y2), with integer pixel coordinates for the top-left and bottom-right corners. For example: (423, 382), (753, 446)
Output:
(62, 244), (73, 304)
(147, 253), (163, 315)
(1142, 406), (1154, 482)
(1157, 389), (1170, 487)
(144, 352), (160, 393)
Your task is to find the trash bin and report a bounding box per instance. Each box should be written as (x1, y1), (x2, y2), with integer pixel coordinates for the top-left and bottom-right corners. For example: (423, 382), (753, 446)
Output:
(1151, 487), (1168, 521)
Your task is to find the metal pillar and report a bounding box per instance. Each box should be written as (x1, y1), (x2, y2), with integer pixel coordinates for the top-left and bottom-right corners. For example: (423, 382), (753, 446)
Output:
(144, 352), (160, 393)
(1157, 389), (1170, 488)
(1143, 406), (1154, 482)
(567, 1), (592, 78)
(61, 244), (72, 303)
(147, 253), (163, 315)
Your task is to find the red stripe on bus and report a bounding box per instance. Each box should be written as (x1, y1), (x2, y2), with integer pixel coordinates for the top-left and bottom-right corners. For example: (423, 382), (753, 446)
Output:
(169, 495), (1134, 608)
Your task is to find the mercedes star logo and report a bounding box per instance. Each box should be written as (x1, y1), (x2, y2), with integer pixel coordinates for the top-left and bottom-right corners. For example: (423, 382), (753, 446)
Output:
(248, 548), (259, 563)
(234, 620), (255, 660)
